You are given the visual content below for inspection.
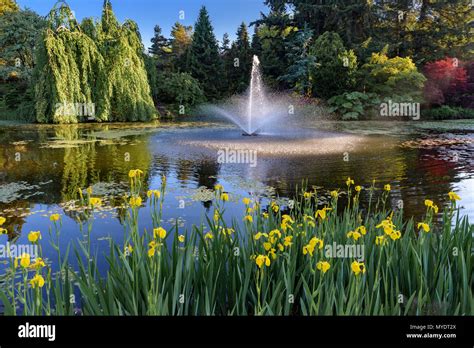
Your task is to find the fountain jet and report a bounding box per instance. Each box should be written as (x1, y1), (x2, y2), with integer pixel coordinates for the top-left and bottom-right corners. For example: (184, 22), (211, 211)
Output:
(203, 55), (288, 136)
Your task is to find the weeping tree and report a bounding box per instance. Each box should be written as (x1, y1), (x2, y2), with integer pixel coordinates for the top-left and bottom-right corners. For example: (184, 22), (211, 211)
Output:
(34, 0), (156, 123)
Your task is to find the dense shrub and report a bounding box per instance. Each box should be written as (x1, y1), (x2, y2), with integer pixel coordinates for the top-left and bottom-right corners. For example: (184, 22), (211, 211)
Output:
(310, 31), (357, 99)
(361, 50), (426, 102)
(328, 92), (380, 120)
(156, 72), (205, 112)
(422, 106), (474, 120)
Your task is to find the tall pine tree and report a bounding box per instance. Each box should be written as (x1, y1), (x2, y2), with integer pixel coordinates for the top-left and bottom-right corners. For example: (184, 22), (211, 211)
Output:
(188, 6), (223, 100)
(227, 22), (252, 94)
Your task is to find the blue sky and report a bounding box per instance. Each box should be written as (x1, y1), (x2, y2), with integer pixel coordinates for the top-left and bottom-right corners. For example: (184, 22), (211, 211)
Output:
(17, 0), (268, 49)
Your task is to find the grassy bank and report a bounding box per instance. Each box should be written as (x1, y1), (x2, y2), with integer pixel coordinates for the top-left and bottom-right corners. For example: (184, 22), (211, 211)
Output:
(0, 173), (472, 315)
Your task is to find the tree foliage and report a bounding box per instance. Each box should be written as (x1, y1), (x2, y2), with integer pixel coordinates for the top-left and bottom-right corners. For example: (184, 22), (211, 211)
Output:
(361, 50), (426, 101)
(424, 58), (469, 107)
(169, 22), (193, 71)
(187, 6), (223, 100)
(226, 22), (252, 94)
(0, 0), (18, 16)
(310, 31), (357, 99)
(279, 26), (315, 96)
(156, 72), (205, 109)
(34, 0), (156, 123)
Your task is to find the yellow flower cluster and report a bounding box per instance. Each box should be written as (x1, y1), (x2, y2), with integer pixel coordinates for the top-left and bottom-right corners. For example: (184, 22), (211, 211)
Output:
(302, 237), (324, 257)
(347, 226), (367, 241)
(243, 215), (253, 223)
(153, 227), (167, 239)
(15, 253), (31, 268)
(376, 216), (401, 241)
(148, 240), (162, 257)
(50, 214), (60, 222)
(30, 258), (46, 270)
(255, 254), (271, 268)
(424, 199), (439, 213)
(128, 169), (143, 178)
(281, 214), (294, 231)
(147, 190), (161, 199)
(30, 274), (45, 289)
(129, 196), (142, 207)
(270, 201), (279, 213)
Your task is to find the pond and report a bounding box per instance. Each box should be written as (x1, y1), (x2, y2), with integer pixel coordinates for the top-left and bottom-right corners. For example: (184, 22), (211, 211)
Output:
(0, 118), (473, 272)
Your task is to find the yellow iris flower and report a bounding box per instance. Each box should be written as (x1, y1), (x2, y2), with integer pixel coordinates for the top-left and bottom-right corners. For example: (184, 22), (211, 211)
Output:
(153, 227), (167, 239)
(448, 191), (460, 201)
(417, 222), (430, 233)
(28, 231), (41, 243)
(30, 274), (45, 289)
(316, 261), (331, 274)
(351, 261), (366, 276)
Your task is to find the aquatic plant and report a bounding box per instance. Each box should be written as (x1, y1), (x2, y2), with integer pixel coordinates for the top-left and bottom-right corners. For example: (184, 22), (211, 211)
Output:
(0, 173), (472, 315)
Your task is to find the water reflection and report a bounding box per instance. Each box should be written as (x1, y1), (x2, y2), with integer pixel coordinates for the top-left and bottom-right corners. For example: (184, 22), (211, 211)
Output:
(0, 120), (472, 247)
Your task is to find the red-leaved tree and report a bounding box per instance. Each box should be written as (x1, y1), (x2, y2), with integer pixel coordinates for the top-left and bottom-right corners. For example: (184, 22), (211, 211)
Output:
(423, 58), (468, 106)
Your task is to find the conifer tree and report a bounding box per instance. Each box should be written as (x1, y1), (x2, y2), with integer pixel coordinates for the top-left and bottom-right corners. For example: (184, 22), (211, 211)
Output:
(169, 22), (192, 71)
(188, 6), (224, 100)
(228, 22), (252, 94)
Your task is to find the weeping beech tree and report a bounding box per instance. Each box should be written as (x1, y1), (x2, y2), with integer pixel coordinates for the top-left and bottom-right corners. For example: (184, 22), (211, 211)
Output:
(34, 0), (156, 123)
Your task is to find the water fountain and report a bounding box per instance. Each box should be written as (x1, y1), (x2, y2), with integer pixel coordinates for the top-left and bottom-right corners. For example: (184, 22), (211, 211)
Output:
(204, 55), (287, 136)
(186, 55), (373, 156)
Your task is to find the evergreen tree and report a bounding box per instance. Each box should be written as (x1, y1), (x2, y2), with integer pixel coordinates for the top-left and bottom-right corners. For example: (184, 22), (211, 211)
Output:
(221, 33), (230, 55)
(187, 6), (224, 100)
(227, 22), (252, 94)
(310, 31), (357, 99)
(149, 25), (168, 56)
(169, 22), (192, 71)
(279, 26), (315, 95)
(250, 26), (262, 58)
(149, 25), (172, 71)
(220, 33), (232, 96)
(253, 9), (296, 89)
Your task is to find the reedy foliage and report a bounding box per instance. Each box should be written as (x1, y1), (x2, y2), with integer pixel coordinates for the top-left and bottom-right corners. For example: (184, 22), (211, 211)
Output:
(1, 175), (472, 316)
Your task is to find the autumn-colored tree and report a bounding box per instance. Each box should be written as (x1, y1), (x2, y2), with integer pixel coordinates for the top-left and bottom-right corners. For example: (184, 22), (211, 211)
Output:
(424, 58), (468, 106)
(0, 0), (19, 16)
(169, 22), (192, 70)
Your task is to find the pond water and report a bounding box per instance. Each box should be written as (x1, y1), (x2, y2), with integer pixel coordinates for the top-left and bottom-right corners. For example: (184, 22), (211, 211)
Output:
(0, 118), (473, 272)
